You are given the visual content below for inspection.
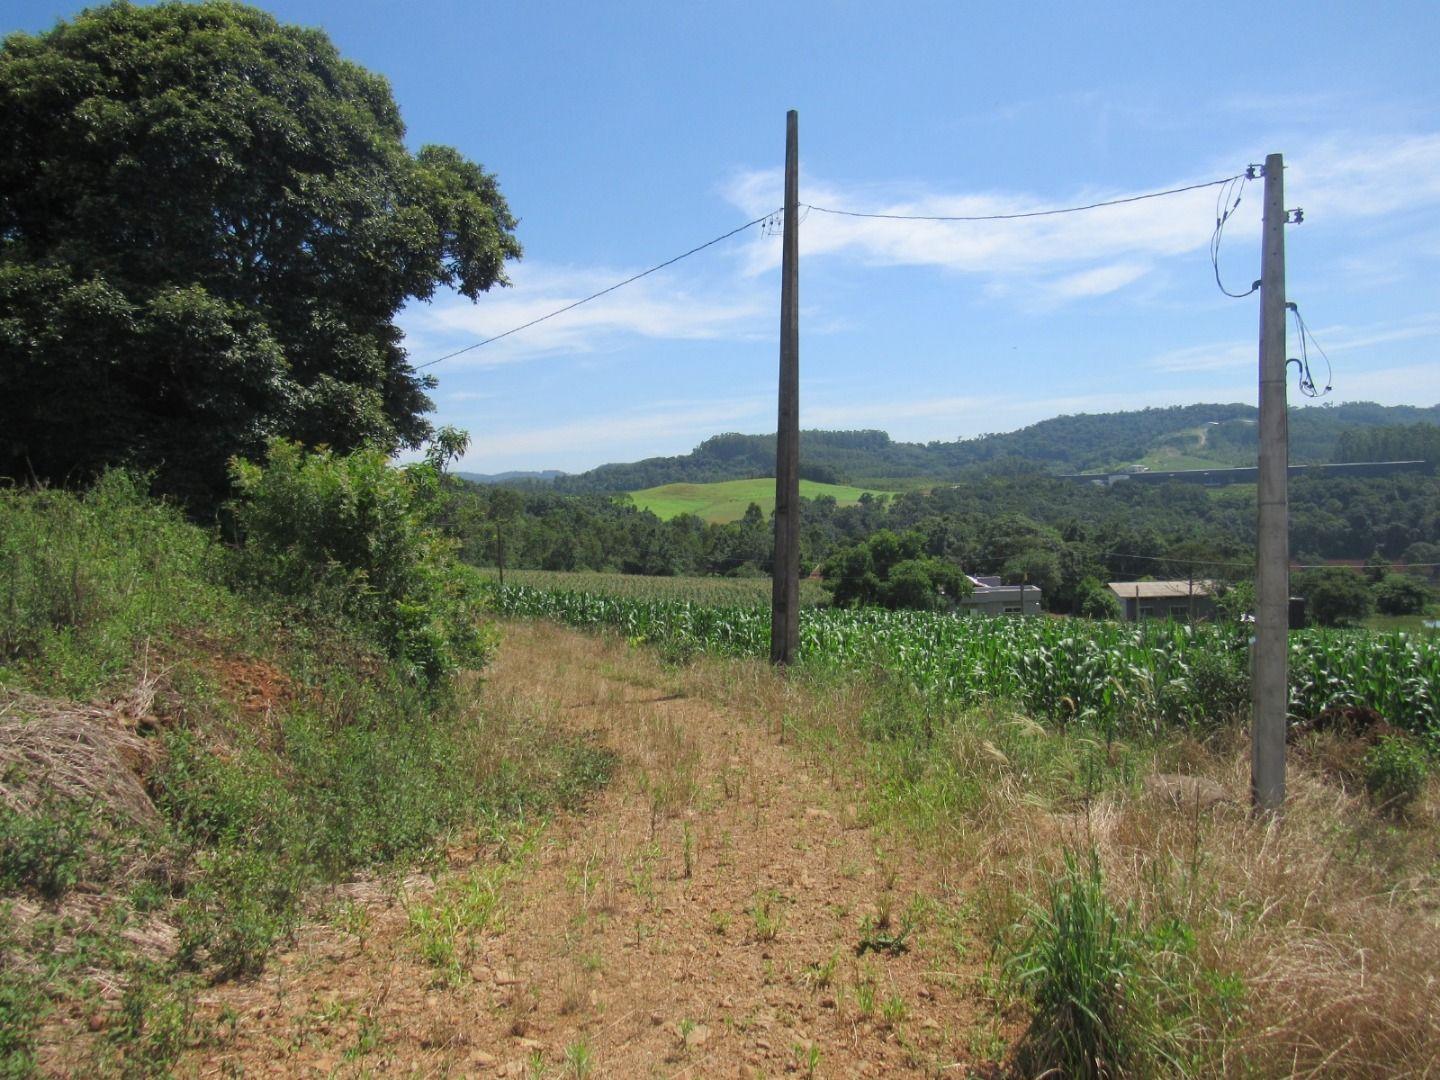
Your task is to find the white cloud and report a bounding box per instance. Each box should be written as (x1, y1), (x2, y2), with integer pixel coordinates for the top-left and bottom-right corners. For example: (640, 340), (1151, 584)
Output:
(1045, 262), (1151, 300)
(459, 395), (771, 469)
(724, 132), (1440, 291)
(1149, 315), (1440, 374)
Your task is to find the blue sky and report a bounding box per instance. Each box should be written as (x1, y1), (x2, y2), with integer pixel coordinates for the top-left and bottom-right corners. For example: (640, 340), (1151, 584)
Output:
(9, 1), (1440, 474)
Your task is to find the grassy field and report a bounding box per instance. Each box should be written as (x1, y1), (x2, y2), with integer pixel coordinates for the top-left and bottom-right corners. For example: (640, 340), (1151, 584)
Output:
(628, 477), (889, 523)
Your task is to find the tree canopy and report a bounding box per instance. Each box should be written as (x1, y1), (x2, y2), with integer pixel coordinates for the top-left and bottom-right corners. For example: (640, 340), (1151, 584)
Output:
(0, 1), (520, 506)
(821, 529), (971, 611)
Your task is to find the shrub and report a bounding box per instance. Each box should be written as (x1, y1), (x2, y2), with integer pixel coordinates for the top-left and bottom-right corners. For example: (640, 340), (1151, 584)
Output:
(0, 800), (93, 900)
(1074, 577), (1122, 620)
(1294, 567), (1372, 628)
(1363, 736), (1428, 817)
(229, 440), (491, 684)
(1373, 574), (1430, 616)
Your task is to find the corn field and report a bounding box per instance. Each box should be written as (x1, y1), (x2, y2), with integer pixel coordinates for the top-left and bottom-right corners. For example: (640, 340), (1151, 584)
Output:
(477, 569), (829, 608)
(489, 583), (1440, 738)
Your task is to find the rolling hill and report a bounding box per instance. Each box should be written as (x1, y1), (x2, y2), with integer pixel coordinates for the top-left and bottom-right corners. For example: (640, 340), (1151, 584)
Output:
(544, 402), (1440, 494)
(628, 478), (888, 523)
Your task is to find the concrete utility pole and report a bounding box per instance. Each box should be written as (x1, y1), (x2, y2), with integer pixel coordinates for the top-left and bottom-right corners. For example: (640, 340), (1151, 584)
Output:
(1252, 152), (1288, 813)
(770, 110), (801, 665)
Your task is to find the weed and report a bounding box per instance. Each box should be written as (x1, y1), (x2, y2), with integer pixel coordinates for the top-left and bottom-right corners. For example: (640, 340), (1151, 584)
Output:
(794, 1041), (821, 1077)
(747, 889), (784, 942)
(854, 979), (876, 1019)
(0, 799), (93, 900)
(856, 908), (914, 956)
(564, 1036), (593, 1078)
(403, 864), (507, 987)
(1364, 735), (1428, 817)
(880, 993), (908, 1029)
(107, 968), (196, 1076)
(800, 951), (839, 991)
(708, 910), (732, 936)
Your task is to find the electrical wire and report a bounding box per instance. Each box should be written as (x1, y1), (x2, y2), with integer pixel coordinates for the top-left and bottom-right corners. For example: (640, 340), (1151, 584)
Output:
(414, 209), (781, 370)
(1210, 169), (1260, 298)
(1287, 302), (1334, 398)
(804, 174), (1242, 223)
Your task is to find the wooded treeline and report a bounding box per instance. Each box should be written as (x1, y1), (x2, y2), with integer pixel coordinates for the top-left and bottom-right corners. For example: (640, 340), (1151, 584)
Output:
(447, 462), (1440, 613)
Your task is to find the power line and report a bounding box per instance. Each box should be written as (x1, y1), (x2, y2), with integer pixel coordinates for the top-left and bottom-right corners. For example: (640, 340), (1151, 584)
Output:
(414, 209), (781, 371)
(1210, 168), (1261, 298)
(416, 170), (1254, 370)
(804, 174), (1243, 223)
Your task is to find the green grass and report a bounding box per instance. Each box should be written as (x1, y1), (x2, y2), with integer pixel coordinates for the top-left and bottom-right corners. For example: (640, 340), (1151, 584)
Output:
(1364, 612), (1439, 635)
(627, 478), (890, 523)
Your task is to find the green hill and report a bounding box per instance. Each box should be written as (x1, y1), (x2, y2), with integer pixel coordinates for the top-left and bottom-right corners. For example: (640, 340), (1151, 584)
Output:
(629, 478), (888, 523)
(545, 403), (1440, 493)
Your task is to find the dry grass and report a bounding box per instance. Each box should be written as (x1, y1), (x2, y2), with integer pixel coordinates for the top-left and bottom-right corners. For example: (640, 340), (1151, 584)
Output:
(0, 675), (165, 829)
(670, 647), (1440, 1077)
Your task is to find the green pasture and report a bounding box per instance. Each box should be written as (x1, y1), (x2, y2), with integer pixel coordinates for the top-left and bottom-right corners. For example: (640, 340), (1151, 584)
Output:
(628, 478), (890, 523)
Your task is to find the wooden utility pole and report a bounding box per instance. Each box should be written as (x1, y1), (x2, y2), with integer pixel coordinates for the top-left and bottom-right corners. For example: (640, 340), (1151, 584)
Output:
(1252, 152), (1288, 813)
(770, 110), (801, 665)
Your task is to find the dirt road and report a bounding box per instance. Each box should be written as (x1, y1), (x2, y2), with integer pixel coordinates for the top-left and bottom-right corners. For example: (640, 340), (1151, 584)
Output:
(184, 622), (1000, 1077)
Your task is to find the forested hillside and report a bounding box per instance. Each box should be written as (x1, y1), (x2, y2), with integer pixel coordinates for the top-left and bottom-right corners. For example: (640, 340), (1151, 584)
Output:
(546, 402), (1440, 493)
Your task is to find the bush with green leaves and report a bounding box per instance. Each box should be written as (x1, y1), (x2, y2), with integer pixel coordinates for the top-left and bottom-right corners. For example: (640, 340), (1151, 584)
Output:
(1294, 567), (1372, 628)
(1373, 573), (1430, 616)
(1363, 736), (1429, 817)
(1073, 577), (1122, 620)
(229, 439), (491, 684)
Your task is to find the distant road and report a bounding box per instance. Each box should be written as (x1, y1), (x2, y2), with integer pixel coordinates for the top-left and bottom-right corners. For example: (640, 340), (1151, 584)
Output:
(1060, 460), (1430, 487)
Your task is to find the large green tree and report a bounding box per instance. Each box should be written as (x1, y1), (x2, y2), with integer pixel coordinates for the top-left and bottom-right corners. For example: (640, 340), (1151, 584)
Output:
(0, 1), (519, 506)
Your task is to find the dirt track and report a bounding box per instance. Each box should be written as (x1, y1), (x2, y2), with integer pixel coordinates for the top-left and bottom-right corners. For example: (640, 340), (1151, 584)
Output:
(184, 621), (1002, 1077)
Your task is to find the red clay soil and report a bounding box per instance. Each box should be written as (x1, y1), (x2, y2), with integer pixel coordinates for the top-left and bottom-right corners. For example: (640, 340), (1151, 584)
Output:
(179, 622), (1008, 1077)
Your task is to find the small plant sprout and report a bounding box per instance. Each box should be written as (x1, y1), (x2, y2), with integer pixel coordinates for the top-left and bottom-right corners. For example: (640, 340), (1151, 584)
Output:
(794, 1041), (821, 1077)
(564, 1036), (593, 1079)
(801, 951), (839, 991)
(748, 889), (784, 942)
(880, 993), (907, 1028)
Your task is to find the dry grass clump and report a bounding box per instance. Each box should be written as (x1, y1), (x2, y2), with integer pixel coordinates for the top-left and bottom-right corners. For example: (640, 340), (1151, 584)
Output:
(1050, 750), (1440, 1077)
(0, 676), (165, 829)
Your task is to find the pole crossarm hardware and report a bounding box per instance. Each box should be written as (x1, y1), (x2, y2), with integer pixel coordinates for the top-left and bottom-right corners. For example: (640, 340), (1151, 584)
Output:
(770, 110), (802, 666)
(1252, 152), (1289, 814)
